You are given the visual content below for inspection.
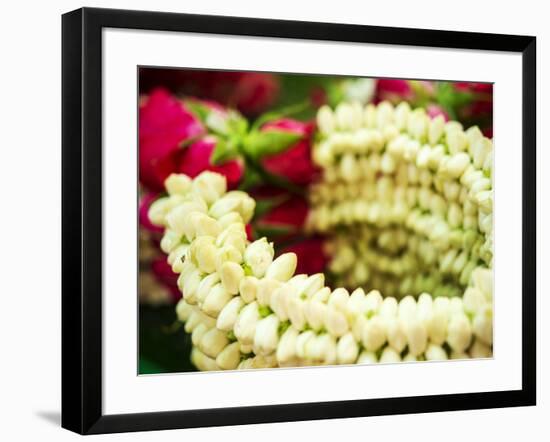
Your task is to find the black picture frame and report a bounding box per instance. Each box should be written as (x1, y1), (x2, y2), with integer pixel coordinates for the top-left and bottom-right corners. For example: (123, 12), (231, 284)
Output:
(62, 7), (536, 435)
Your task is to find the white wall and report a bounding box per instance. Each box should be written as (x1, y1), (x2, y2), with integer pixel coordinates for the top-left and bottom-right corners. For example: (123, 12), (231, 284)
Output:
(0, 0), (546, 440)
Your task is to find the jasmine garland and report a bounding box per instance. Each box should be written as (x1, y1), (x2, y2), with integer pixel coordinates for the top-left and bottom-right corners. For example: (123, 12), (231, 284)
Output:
(150, 101), (493, 370)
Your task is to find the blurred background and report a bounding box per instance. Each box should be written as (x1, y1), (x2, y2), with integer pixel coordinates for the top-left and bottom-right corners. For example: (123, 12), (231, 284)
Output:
(138, 67), (493, 373)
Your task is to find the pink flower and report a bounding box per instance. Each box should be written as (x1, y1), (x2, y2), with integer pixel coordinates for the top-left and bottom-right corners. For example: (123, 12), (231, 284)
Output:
(177, 137), (244, 189)
(260, 119), (319, 185)
(426, 104), (449, 121)
(139, 88), (204, 191)
(282, 237), (328, 275)
(376, 79), (413, 102)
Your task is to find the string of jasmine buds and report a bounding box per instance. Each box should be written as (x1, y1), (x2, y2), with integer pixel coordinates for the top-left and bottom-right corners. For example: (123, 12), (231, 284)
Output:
(309, 101), (493, 298)
(150, 168), (493, 370)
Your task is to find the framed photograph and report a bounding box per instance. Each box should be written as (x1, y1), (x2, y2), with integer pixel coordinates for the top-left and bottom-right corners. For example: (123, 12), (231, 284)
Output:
(62, 7), (536, 434)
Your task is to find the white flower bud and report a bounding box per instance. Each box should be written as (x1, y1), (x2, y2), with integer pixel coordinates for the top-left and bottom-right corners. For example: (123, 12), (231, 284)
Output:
(463, 287), (487, 315)
(215, 245), (243, 272)
(312, 286), (331, 303)
(408, 109), (428, 140)
(234, 301), (260, 345)
(340, 153), (361, 182)
(287, 296), (306, 331)
(168, 244), (189, 273)
(244, 238), (274, 278)
(202, 283), (232, 318)
(165, 174), (192, 196)
(379, 296), (398, 318)
(347, 288), (367, 316)
(191, 323), (210, 347)
(224, 191), (256, 223)
(217, 212), (244, 229)
(361, 316), (386, 352)
(364, 290), (383, 316)
(165, 202), (205, 237)
(317, 105), (336, 135)
(447, 313), (472, 352)
(256, 278), (283, 307)
(335, 102), (355, 131)
(269, 284), (294, 321)
(385, 317), (407, 353)
(216, 296), (244, 331)
(425, 343), (448, 361)
(239, 275), (259, 304)
(296, 330), (316, 359)
(441, 152), (470, 179)
(216, 342), (241, 370)
(379, 347), (401, 363)
(398, 295), (417, 321)
(427, 307), (448, 346)
(208, 194), (242, 219)
(199, 328), (229, 358)
(449, 297), (464, 315)
(469, 340), (492, 359)
(304, 300), (328, 332)
(328, 287), (350, 312)
(336, 332), (359, 364)
(265, 253), (297, 282)
(191, 348), (219, 371)
(277, 327), (299, 364)
(160, 229), (182, 254)
(428, 115), (445, 145)
(178, 268), (202, 304)
(291, 274), (322, 301)
(176, 299), (194, 322)
(220, 261), (245, 295)
(219, 231), (247, 257)
(254, 314), (280, 355)
(192, 171), (227, 205)
(306, 334), (336, 364)
(446, 129), (468, 154)
(195, 240), (217, 274)
(471, 267), (493, 300)
(325, 306), (349, 337)
(196, 273), (221, 305)
(357, 351), (377, 364)
(473, 308), (493, 345)
(403, 317), (428, 356)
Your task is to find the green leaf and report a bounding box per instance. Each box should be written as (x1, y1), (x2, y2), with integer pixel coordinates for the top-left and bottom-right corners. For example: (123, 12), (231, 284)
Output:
(243, 129), (302, 159)
(184, 99), (211, 123)
(254, 223), (296, 238)
(210, 137), (240, 165)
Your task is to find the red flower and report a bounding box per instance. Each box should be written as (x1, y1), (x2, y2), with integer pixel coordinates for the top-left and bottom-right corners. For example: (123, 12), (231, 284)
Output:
(150, 257), (180, 301)
(139, 88), (204, 191)
(260, 119), (319, 185)
(229, 72), (280, 116)
(254, 193), (309, 240)
(282, 237), (328, 275)
(376, 79), (413, 102)
(140, 69), (279, 117)
(453, 82), (493, 93)
(177, 137), (244, 189)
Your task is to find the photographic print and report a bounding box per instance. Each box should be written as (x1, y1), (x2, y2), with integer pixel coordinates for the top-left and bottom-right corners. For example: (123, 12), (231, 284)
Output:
(138, 68), (494, 374)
